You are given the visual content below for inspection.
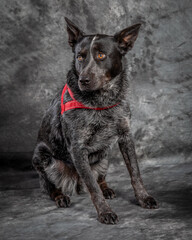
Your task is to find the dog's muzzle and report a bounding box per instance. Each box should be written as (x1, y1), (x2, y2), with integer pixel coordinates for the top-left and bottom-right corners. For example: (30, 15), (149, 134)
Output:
(79, 76), (90, 86)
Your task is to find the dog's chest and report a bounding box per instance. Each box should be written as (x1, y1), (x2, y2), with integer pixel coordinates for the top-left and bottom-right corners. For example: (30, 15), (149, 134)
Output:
(80, 120), (117, 150)
(65, 110), (119, 152)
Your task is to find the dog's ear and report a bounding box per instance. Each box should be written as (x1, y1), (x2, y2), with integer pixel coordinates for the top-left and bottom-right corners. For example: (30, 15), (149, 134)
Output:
(114, 23), (141, 55)
(65, 17), (84, 48)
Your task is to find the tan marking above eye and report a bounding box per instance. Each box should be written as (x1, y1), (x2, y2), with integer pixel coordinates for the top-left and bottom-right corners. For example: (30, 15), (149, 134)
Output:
(97, 52), (106, 60)
(77, 55), (84, 61)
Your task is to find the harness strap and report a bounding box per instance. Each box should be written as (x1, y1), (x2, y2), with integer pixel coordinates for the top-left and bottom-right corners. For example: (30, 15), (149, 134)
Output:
(61, 84), (119, 114)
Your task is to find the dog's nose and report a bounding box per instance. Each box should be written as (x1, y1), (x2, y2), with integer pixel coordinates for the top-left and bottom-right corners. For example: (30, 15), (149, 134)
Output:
(79, 76), (90, 85)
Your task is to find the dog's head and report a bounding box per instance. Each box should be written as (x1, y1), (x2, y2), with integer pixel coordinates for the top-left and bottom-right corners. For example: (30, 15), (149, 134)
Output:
(65, 17), (141, 92)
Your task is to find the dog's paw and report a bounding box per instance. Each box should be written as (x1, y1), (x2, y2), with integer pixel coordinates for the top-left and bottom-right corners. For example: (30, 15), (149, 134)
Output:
(138, 195), (158, 209)
(55, 195), (71, 208)
(98, 211), (119, 224)
(102, 188), (116, 199)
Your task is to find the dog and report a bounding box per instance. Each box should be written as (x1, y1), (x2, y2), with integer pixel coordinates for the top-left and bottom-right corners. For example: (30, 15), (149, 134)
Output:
(32, 17), (158, 224)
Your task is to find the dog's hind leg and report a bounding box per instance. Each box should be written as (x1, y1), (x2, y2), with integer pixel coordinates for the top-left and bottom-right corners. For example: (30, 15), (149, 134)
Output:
(39, 174), (71, 208)
(98, 176), (116, 199)
(90, 156), (116, 199)
(32, 142), (71, 208)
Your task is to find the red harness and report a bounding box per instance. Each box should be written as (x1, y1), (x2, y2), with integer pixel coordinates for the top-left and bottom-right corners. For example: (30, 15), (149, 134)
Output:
(61, 84), (119, 114)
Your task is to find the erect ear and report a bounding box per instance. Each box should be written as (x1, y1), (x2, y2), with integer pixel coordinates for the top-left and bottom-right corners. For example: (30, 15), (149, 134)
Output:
(114, 23), (141, 55)
(65, 17), (84, 48)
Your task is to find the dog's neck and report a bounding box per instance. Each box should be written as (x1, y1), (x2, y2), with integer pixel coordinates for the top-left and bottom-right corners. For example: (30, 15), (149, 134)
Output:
(66, 60), (129, 108)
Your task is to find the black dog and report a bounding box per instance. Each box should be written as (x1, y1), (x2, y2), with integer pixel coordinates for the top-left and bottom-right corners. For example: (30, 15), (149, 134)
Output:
(32, 17), (158, 224)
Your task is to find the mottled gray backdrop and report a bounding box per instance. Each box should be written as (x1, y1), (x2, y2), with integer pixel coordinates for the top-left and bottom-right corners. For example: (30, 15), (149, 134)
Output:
(0, 0), (192, 167)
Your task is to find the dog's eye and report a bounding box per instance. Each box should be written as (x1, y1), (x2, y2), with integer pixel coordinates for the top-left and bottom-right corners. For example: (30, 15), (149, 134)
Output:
(97, 53), (106, 60)
(77, 55), (84, 62)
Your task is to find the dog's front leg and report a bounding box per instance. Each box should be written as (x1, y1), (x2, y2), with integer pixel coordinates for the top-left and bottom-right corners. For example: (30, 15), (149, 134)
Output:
(71, 148), (119, 224)
(117, 118), (158, 209)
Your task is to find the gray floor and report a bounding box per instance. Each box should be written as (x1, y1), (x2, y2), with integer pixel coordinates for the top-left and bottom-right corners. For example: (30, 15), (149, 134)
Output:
(0, 156), (192, 240)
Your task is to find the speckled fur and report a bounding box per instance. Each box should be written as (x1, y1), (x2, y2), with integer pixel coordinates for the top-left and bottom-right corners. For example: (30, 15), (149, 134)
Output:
(32, 18), (158, 224)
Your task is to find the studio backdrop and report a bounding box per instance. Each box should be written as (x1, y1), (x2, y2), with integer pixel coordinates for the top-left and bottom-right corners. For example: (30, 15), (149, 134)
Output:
(0, 0), (191, 168)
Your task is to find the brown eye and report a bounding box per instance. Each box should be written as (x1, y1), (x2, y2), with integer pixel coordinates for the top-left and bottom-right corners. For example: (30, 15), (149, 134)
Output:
(97, 53), (106, 60)
(77, 55), (83, 61)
